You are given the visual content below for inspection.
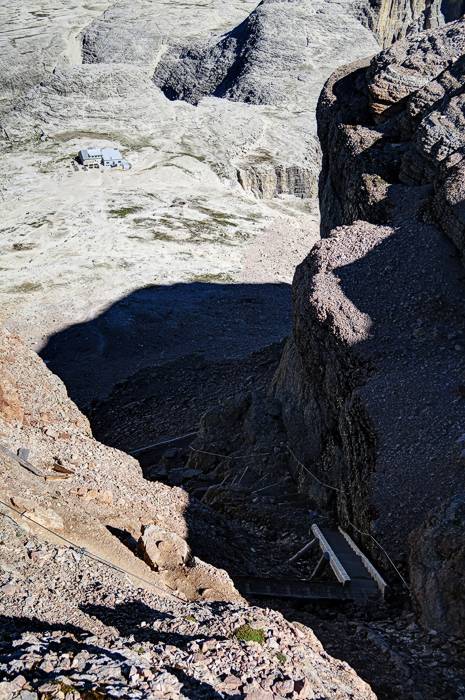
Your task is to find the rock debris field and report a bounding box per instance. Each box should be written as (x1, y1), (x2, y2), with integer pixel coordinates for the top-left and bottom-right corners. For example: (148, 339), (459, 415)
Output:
(2, 0), (465, 699)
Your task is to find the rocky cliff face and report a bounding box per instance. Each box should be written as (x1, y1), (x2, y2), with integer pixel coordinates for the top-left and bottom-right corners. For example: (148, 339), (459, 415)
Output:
(0, 328), (379, 699)
(0, 326), (240, 603)
(273, 18), (465, 635)
(409, 493), (465, 635)
(359, 0), (465, 47)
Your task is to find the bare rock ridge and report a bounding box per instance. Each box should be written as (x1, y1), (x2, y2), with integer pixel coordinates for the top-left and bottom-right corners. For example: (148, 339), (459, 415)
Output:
(81, 3), (164, 67)
(0, 325), (376, 698)
(0, 326), (240, 604)
(271, 17), (465, 637)
(151, 0), (379, 199)
(153, 0), (375, 108)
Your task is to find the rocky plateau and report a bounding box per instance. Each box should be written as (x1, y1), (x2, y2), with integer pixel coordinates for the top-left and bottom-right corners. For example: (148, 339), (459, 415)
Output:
(2, 0), (465, 698)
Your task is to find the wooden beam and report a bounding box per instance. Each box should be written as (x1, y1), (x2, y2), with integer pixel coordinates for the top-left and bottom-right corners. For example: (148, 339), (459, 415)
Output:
(338, 526), (387, 598)
(311, 524), (351, 585)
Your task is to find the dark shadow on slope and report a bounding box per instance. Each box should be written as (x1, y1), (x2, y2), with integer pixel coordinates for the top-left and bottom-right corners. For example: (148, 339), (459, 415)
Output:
(39, 282), (292, 410)
(0, 610), (226, 699)
(81, 600), (227, 647)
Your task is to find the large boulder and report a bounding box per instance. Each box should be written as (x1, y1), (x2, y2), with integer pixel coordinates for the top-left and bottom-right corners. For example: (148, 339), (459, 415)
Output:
(138, 523), (191, 571)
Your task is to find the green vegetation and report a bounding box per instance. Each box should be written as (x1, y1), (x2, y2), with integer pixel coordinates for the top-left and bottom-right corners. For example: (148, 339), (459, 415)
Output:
(190, 272), (234, 284)
(196, 206), (238, 227)
(81, 690), (108, 700)
(109, 206), (143, 218)
(8, 281), (42, 294)
(276, 652), (287, 664)
(41, 681), (77, 698)
(43, 682), (109, 700)
(183, 615), (197, 623)
(234, 624), (266, 645)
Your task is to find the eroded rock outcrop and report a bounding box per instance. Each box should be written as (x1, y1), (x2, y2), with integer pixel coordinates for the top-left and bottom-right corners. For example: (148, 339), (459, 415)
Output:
(0, 334), (378, 697)
(367, 18), (465, 118)
(359, 0), (465, 47)
(0, 326), (240, 604)
(409, 493), (465, 637)
(154, 0), (378, 108)
(272, 19), (465, 634)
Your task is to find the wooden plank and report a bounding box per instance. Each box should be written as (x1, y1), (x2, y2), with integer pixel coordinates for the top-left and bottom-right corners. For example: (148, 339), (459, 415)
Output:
(338, 526), (387, 598)
(311, 524), (351, 585)
(235, 576), (351, 601)
(0, 444), (47, 478)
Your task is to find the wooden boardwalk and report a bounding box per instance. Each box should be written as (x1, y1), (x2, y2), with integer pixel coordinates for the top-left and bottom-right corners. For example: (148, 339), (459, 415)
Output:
(236, 524), (386, 603)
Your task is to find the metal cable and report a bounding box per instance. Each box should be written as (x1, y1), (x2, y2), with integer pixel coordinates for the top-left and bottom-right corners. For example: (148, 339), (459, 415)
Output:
(0, 499), (186, 602)
(347, 519), (410, 591)
(189, 446), (282, 460)
(287, 445), (342, 492)
(287, 446), (410, 591)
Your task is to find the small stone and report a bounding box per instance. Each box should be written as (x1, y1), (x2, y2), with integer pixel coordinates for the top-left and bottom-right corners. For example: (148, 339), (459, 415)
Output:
(244, 690), (274, 700)
(273, 678), (294, 695)
(221, 675), (241, 690)
(40, 660), (55, 673)
(44, 427), (59, 439)
(97, 490), (114, 505)
(11, 496), (34, 513)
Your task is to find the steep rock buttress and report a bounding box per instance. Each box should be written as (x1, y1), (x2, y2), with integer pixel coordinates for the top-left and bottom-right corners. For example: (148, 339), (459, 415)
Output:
(273, 18), (465, 636)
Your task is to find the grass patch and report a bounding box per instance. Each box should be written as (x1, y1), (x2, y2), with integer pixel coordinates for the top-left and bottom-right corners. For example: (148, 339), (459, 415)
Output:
(183, 615), (197, 623)
(135, 212), (245, 245)
(234, 624), (266, 645)
(276, 652), (287, 664)
(191, 273), (234, 283)
(196, 206), (238, 227)
(8, 281), (42, 294)
(109, 206), (143, 218)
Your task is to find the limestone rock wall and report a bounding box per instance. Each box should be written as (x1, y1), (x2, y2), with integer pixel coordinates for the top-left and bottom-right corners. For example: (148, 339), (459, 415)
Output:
(273, 20), (465, 637)
(236, 162), (317, 199)
(360, 0), (465, 47)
